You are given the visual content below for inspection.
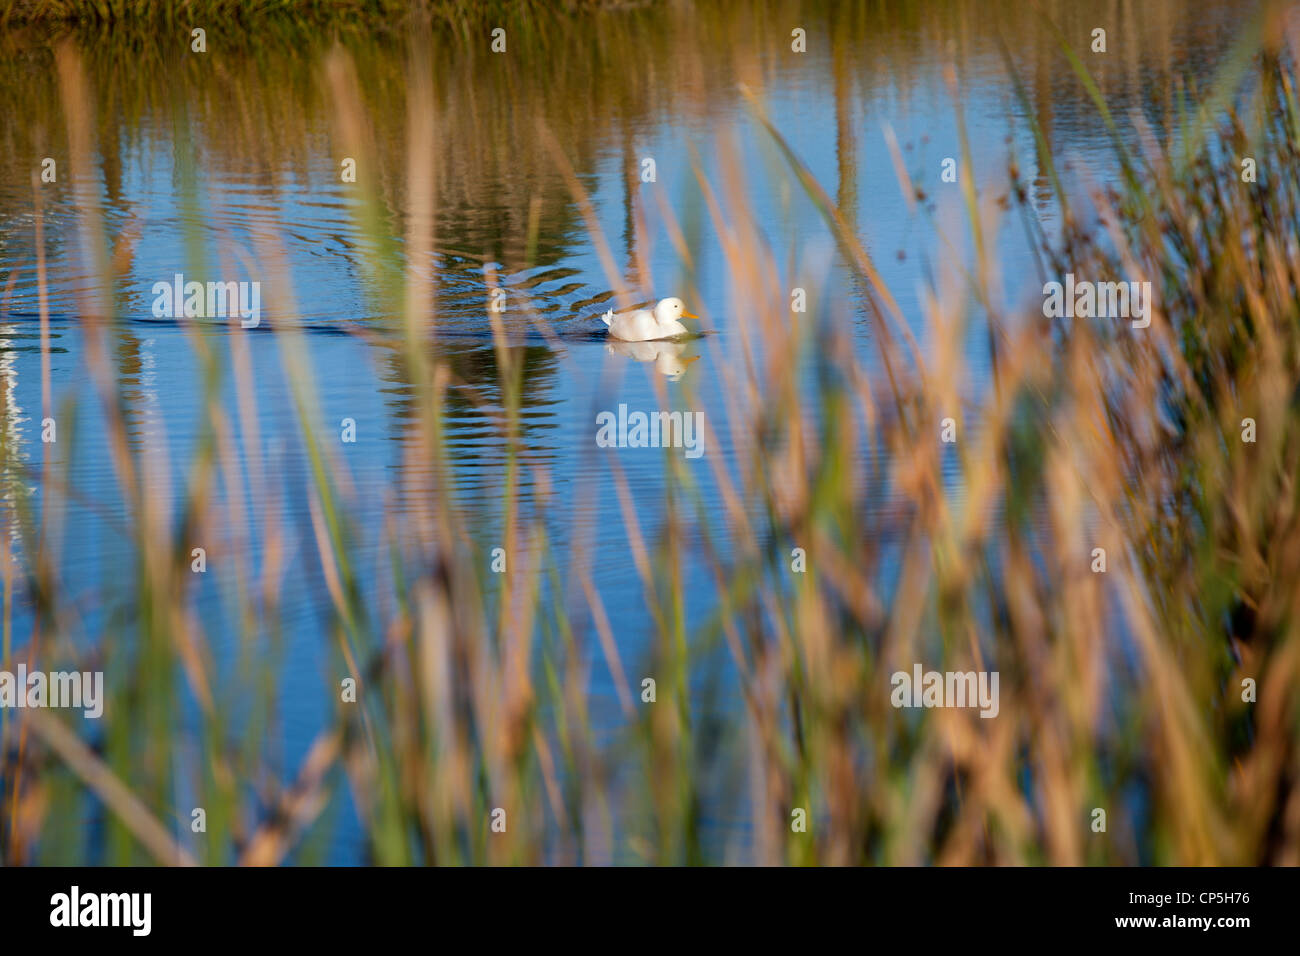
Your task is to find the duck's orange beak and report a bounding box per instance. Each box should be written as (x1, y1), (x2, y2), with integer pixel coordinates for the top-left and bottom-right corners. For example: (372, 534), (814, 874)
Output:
(681, 310), (699, 320)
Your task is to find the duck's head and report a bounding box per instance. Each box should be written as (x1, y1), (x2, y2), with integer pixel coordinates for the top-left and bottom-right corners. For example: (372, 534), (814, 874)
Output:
(655, 297), (698, 324)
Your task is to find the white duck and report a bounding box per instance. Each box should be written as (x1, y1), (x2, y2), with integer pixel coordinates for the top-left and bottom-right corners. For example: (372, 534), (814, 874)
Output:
(601, 297), (697, 341)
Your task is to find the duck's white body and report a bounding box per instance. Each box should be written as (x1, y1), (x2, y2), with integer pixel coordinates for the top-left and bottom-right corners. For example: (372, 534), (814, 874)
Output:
(602, 297), (696, 341)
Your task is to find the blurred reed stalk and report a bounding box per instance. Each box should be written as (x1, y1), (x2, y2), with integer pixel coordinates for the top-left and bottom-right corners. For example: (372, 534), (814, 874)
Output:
(0, 0), (1298, 866)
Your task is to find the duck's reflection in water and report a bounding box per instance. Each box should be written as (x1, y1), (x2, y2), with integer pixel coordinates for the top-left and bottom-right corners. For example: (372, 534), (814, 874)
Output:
(605, 338), (700, 381)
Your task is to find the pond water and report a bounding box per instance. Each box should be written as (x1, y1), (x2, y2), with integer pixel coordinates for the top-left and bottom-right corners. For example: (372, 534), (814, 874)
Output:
(0, 0), (1256, 861)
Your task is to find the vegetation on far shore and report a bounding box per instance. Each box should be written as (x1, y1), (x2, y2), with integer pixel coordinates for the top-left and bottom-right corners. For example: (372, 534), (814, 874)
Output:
(0, 0), (606, 27)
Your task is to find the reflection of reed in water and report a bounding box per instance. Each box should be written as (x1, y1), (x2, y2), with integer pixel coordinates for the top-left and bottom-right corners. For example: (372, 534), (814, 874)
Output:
(0, 0), (1245, 311)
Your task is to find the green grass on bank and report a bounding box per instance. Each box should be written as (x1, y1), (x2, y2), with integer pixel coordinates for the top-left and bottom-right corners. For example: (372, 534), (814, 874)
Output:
(0, 0), (611, 27)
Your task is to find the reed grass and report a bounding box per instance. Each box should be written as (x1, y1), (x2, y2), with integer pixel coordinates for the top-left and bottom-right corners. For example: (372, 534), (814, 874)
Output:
(1, 0), (1299, 865)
